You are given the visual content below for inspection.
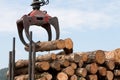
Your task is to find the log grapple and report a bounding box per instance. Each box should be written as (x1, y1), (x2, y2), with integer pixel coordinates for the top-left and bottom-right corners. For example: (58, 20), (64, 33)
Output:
(16, 0), (60, 46)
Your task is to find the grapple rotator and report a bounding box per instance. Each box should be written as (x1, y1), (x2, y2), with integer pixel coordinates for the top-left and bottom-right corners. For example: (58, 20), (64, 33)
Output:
(16, 0), (60, 46)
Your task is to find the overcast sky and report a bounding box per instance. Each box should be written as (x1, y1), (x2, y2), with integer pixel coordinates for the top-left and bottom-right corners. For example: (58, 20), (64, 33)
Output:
(0, 0), (120, 69)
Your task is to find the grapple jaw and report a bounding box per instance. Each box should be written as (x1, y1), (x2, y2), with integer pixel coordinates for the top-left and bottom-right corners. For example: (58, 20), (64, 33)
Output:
(16, 0), (60, 46)
(16, 10), (60, 46)
(49, 17), (60, 40)
(16, 19), (28, 46)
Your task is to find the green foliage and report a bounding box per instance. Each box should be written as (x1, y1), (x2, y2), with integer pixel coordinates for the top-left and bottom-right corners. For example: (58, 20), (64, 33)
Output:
(0, 68), (8, 80)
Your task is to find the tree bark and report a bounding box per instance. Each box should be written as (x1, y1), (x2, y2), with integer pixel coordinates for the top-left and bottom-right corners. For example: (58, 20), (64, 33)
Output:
(15, 60), (29, 69)
(25, 38), (73, 54)
(78, 60), (84, 68)
(15, 75), (28, 80)
(37, 72), (52, 80)
(56, 54), (74, 61)
(14, 67), (28, 76)
(36, 53), (57, 62)
(15, 73), (52, 80)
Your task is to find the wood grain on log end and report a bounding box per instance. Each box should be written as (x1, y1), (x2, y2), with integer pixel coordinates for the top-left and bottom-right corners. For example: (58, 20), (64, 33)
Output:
(86, 63), (98, 74)
(95, 50), (105, 64)
(106, 71), (114, 80)
(87, 75), (98, 80)
(57, 72), (68, 80)
(105, 60), (115, 70)
(98, 67), (107, 76)
(51, 61), (61, 71)
(35, 62), (50, 71)
(65, 38), (73, 50)
(76, 68), (87, 77)
(63, 66), (75, 76)
(81, 53), (88, 62)
(70, 63), (77, 70)
(70, 75), (78, 80)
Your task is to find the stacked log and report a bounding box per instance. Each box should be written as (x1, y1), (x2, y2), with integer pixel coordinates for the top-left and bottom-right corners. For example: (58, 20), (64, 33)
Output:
(7, 48), (120, 80)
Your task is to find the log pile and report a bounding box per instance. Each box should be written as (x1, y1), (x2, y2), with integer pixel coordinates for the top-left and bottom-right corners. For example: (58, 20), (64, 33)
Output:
(7, 48), (120, 80)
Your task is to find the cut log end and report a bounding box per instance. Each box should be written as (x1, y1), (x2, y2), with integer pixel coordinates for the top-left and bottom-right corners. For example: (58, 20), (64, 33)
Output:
(65, 38), (73, 50)
(106, 71), (114, 80)
(35, 62), (50, 71)
(105, 60), (115, 70)
(70, 63), (77, 70)
(98, 67), (107, 76)
(63, 66), (75, 76)
(95, 50), (105, 64)
(76, 68), (87, 77)
(81, 53), (88, 62)
(57, 72), (68, 80)
(87, 75), (98, 80)
(70, 75), (78, 80)
(51, 61), (61, 71)
(86, 63), (98, 74)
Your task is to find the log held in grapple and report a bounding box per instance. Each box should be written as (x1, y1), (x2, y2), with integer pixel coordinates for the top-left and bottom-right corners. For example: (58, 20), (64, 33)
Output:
(25, 38), (73, 54)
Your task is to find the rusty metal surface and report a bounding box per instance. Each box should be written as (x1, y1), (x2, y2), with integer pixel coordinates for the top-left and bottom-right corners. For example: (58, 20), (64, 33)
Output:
(9, 38), (16, 80)
(28, 32), (33, 80)
(9, 51), (12, 80)
(9, 35), (36, 80)
(12, 38), (15, 80)
(16, 0), (60, 47)
(28, 32), (36, 80)
(32, 44), (36, 80)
